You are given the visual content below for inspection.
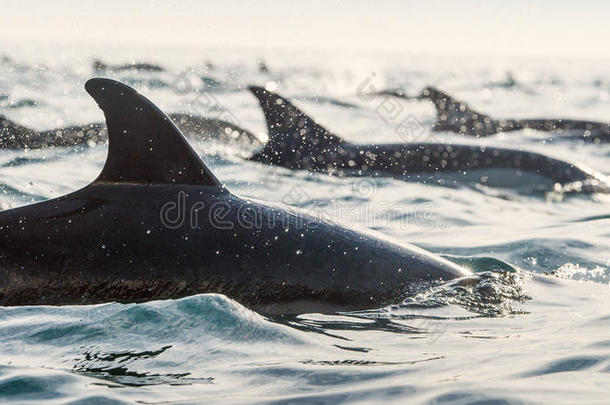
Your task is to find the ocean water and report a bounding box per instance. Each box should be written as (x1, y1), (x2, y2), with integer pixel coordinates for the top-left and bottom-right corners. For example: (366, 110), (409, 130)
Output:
(0, 46), (609, 404)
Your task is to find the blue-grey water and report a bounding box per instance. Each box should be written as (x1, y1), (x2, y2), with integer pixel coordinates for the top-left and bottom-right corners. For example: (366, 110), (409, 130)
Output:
(0, 47), (609, 404)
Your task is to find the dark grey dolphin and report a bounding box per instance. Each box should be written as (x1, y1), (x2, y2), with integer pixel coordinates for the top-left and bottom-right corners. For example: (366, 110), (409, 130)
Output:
(420, 87), (610, 142)
(0, 112), (261, 149)
(0, 78), (471, 314)
(248, 87), (609, 193)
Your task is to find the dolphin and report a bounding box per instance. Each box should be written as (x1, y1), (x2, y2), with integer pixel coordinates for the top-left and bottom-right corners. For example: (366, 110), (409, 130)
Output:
(0, 112), (261, 149)
(257, 59), (269, 74)
(93, 59), (165, 72)
(0, 78), (471, 314)
(248, 86), (609, 194)
(420, 87), (610, 142)
(373, 88), (419, 100)
(0, 92), (38, 109)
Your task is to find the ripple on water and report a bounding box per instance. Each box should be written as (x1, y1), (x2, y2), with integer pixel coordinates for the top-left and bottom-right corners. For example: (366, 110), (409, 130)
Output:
(519, 356), (605, 378)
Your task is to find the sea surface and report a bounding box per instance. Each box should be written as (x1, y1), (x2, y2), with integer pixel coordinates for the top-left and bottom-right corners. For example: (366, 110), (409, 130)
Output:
(0, 46), (609, 404)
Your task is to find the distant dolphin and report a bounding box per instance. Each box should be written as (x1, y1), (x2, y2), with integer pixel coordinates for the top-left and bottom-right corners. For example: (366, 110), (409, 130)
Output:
(93, 59), (165, 73)
(0, 92), (38, 109)
(373, 88), (419, 100)
(257, 59), (269, 74)
(248, 86), (609, 194)
(0, 78), (471, 314)
(420, 87), (610, 142)
(0, 113), (262, 149)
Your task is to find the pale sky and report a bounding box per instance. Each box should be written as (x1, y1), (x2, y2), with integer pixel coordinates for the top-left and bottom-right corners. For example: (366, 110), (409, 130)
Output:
(1, 0), (608, 58)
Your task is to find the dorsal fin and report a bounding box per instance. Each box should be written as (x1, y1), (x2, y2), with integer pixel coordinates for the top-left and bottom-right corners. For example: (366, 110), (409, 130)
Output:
(421, 87), (496, 136)
(247, 86), (344, 169)
(85, 78), (221, 186)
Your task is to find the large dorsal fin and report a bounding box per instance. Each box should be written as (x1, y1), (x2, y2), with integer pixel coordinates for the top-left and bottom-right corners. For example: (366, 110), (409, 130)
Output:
(247, 86), (344, 168)
(85, 78), (221, 186)
(421, 87), (496, 136)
